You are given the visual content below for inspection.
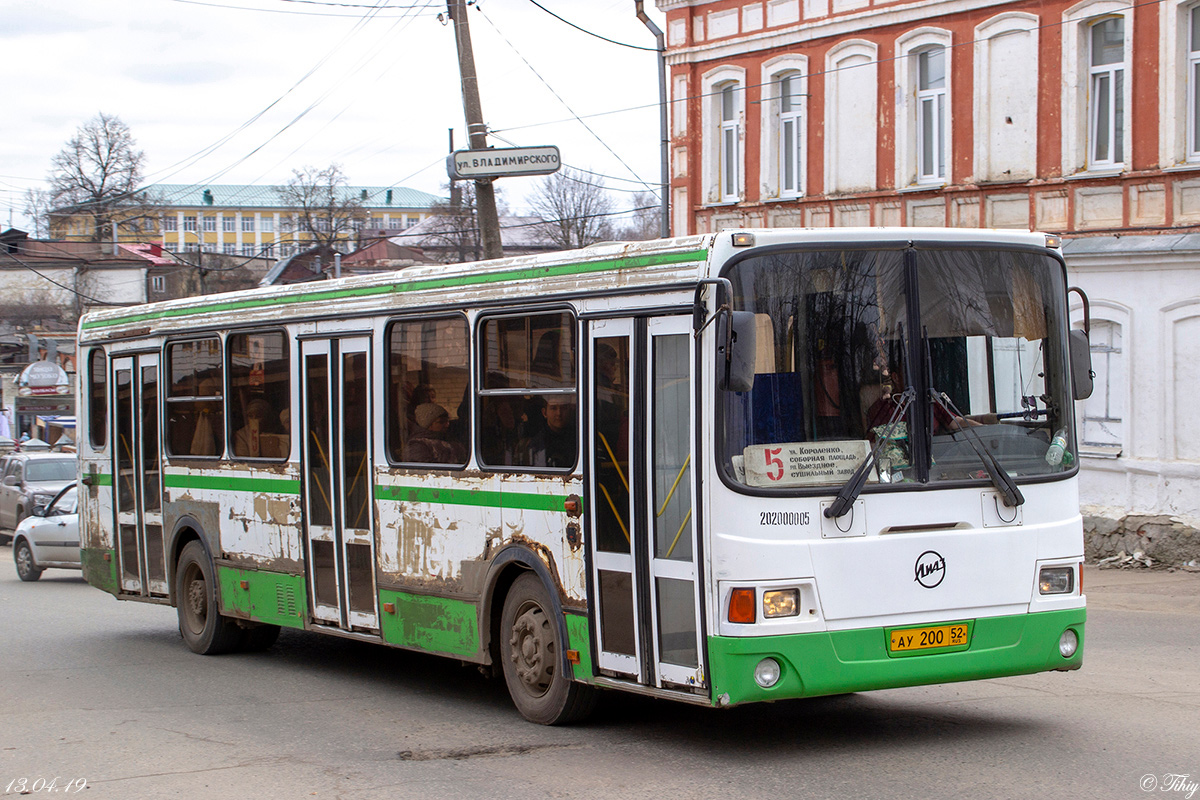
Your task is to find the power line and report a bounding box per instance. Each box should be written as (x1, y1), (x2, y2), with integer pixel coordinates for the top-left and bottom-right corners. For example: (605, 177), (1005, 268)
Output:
(476, 6), (652, 189)
(524, 0), (657, 51)
(169, 0), (439, 17)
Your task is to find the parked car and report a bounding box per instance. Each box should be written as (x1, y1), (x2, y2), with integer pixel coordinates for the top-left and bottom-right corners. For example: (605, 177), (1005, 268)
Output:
(13, 483), (80, 581)
(0, 452), (76, 545)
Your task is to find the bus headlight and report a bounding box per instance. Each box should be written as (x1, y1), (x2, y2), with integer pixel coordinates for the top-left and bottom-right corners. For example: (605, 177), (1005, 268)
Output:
(754, 658), (782, 688)
(1059, 629), (1079, 658)
(763, 589), (800, 618)
(1039, 567), (1075, 595)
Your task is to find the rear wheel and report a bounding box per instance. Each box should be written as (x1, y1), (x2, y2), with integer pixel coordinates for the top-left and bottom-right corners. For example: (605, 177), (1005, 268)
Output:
(14, 540), (43, 582)
(499, 572), (596, 725)
(176, 541), (242, 654)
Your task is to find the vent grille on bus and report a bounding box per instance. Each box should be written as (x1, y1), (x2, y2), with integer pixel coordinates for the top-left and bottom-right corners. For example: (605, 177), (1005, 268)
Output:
(276, 584), (298, 618)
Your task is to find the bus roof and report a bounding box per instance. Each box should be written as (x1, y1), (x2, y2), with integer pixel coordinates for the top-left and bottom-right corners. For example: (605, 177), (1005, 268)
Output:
(77, 227), (1057, 342)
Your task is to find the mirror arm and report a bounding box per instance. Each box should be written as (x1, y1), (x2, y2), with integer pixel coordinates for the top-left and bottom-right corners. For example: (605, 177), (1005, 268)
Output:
(693, 278), (734, 335)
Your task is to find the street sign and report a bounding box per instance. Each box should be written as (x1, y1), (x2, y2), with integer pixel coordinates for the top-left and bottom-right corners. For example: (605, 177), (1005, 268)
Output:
(448, 146), (561, 180)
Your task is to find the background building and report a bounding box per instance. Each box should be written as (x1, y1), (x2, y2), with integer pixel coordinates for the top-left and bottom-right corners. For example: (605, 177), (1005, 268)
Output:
(49, 184), (444, 259)
(659, 0), (1200, 556)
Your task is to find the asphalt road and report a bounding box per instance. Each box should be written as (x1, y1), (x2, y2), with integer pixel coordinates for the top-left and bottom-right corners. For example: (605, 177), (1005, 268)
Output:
(1, 557), (1197, 800)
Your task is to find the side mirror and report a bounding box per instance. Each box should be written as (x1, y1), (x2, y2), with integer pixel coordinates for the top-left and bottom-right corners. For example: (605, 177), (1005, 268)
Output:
(2, 475), (17, 487)
(1069, 328), (1094, 401)
(716, 310), (757, 393)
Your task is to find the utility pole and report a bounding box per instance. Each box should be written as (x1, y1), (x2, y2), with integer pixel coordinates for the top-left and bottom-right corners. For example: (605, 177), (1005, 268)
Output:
(448, 0), (503, 260)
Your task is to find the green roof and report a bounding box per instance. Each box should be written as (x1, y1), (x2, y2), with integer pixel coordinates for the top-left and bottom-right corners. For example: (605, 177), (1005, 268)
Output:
(147, 183), (444, 211)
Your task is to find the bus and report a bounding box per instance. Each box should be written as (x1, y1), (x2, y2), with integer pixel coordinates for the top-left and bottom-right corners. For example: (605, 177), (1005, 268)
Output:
(76, 227), (1091, 724)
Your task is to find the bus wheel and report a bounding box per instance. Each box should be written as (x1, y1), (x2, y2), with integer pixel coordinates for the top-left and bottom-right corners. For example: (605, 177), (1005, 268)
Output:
(176, 541), (242, 655)
(499, 572), (596, 725)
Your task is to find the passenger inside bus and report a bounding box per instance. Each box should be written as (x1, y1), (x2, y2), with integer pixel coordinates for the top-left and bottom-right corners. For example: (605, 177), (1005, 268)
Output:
(404, 402), (467, 464)
(529, 396), (576, 468)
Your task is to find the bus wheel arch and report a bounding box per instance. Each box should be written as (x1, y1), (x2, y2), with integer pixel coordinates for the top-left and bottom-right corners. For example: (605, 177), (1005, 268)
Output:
(175, 539), (242, 655)
(484, 547), (595, 725)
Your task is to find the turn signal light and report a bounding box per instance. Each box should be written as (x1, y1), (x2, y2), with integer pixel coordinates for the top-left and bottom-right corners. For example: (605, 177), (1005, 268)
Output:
(728, 588), (756, 624)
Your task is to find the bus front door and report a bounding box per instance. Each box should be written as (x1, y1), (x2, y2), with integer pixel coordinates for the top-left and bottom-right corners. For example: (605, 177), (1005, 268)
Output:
(588, 316), (706, 691)
(301, 337), (379, 633)
(112, 353), (168, 597)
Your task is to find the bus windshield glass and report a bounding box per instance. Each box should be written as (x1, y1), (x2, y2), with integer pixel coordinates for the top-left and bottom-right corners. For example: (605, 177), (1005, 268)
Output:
(719, 245), (1073, 491)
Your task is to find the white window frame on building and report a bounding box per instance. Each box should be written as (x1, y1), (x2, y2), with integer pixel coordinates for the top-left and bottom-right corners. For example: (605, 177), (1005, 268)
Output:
(1062, 0), (1132, 175)
(151, 275), (165, 294)
(973, 13), (1040, 183)
(202, 215), (216, 233)
(1080, 317), (1125, 456)
(760, 56), (809, 201)
(916, 47), (947, 183)
(1159, 1), (1200, 165)
(261, 216), (274, 233)
(1088, 17), (1126, 169)
(242, 216), (255, 233)
(700, 65), (745, 206)
(826, 39), (879, 195)
(223, 216), (235, 232)
(223, 243), (237, 255)
(895, 29), (951, 189)
(183, 216), (197, 232)
(163, 215), (178, 232)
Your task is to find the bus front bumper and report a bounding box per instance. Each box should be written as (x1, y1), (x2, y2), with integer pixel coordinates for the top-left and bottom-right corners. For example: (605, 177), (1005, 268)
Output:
(707, 608), (1085, 707)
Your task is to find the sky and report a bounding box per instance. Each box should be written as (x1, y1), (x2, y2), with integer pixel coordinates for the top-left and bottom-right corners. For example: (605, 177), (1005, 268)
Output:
(0, 0), (667, 234)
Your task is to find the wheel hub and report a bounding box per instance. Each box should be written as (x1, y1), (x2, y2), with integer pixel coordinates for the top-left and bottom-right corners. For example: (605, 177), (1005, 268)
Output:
(509, 606), (553, 695)
(186, 577), (207, 619)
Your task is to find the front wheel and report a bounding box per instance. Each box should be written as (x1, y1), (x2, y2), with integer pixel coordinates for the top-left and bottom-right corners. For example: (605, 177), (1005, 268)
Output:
(14, 540), (43, 582)
(499, 572), (596, 725)
(176, 541), (243, 655)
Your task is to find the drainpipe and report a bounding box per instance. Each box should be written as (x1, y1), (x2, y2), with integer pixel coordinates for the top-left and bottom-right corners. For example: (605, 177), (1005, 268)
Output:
(635, 1), (670, 238)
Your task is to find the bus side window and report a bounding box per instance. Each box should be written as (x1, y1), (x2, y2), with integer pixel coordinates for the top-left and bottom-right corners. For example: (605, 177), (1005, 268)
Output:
(166, 338), (224, 458)
(89, 348), (108, 449)
(386, 316), (469, 467)
(228, 332), (291, 460)
(478, 311), (577, 471)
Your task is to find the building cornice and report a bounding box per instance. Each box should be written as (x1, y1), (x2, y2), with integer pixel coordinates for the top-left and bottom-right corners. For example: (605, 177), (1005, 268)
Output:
(665, 0), (1013, 65)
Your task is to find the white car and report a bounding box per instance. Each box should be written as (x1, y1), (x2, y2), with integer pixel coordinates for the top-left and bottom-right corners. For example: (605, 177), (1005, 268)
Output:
(12, 484), (80, 582)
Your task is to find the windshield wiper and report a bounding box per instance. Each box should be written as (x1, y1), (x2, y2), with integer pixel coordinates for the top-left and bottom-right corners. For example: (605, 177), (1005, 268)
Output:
(824, 387), (915, 520)
(929, 389), (1025, 509)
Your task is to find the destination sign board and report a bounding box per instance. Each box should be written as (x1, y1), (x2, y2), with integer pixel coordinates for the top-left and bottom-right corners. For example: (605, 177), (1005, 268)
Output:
(448, 146), (561, 180)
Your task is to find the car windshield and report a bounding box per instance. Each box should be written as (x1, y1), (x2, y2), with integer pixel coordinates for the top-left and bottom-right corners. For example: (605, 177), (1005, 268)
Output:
(25, 458), (76, 482)
(48, 485), (79, 515)
(719, 244), (1073, 491)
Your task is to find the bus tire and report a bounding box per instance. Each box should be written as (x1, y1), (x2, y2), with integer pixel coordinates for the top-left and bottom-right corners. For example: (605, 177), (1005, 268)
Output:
(240, 623), (281, 652)
(499, 572), (596, 725)
(176, 541), (242, 655)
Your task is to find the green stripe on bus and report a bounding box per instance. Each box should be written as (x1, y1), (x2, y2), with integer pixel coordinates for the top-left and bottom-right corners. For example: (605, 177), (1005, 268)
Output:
(90, 473), (113, 486)
(81, 249), (709, 330)
(164, 473), (301, 494)
(374, 483), (567, 512)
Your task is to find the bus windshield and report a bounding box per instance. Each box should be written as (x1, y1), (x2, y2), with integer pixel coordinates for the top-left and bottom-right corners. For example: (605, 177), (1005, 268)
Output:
(719, 245), (1073, 491)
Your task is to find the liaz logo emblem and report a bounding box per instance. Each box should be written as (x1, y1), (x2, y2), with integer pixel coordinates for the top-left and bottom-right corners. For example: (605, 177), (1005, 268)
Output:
(914, 550), (946, 588)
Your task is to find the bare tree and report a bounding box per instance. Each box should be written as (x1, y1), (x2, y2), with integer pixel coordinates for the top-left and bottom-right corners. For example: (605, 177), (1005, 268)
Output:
(47, 113), (151, 242)
(21, 188), (52, 238)
(276, 164), (366, 252)
(616, 191), (662, 241)
(528, 167), (615, 250)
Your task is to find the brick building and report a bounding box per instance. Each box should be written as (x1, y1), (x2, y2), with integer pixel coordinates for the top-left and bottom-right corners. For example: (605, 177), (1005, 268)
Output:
(659, 0), (1200, 550)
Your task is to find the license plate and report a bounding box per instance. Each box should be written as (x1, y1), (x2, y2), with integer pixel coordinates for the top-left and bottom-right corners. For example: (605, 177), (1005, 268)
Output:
(888, 622), (971, 653)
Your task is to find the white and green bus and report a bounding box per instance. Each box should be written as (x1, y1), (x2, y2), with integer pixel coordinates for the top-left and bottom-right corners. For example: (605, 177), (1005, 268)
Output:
(77, 228), (1091, 724)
